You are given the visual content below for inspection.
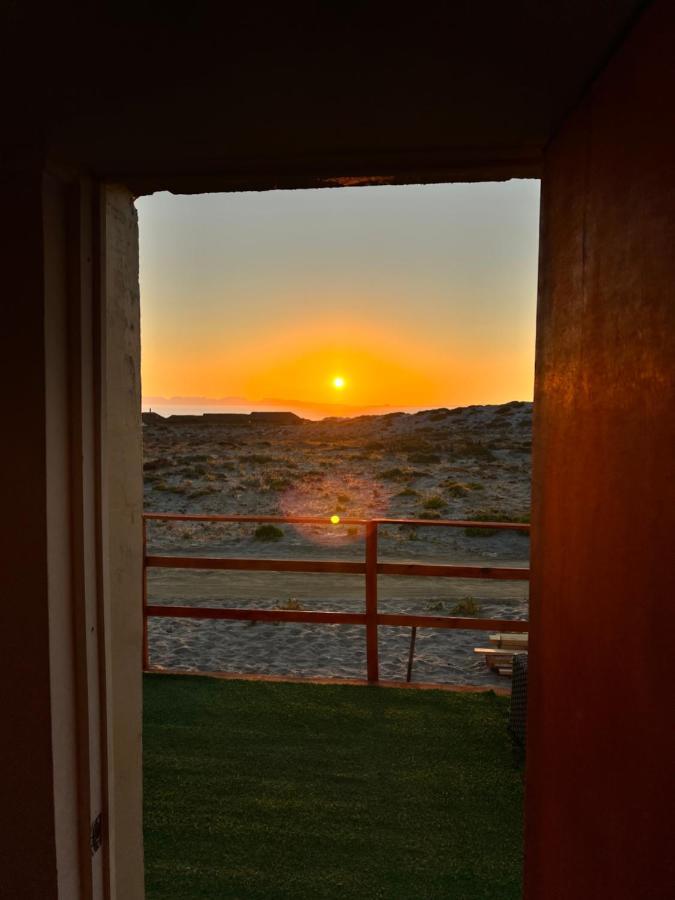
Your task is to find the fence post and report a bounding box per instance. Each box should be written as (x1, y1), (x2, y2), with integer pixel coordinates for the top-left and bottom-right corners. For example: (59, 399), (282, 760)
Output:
(406, 626), (417, 683)
(365, 521), (379, 683)
(142, 516), (149, 671)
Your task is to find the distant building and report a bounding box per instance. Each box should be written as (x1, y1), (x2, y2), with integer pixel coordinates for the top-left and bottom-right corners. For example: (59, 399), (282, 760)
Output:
(250, 412), (303, 425)
(143, 411), (305, 426)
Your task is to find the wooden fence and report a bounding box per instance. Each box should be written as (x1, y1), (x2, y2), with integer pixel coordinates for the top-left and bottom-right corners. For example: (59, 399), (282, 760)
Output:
(143, 513), (529, 682)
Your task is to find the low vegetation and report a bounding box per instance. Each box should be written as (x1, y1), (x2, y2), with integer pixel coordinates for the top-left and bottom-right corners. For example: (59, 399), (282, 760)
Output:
(275, 597), (305, 611)
(450, 597), (481, 616)
(395, 487), (419, 497)
(152, 480), (173, 492)
(444, 480), (472, 497)
(265, 476), (293, 491)
(454, 440), (496, 461)
(241, 476), (262, 489)
(422, 495), (446, 510)
(143, 457), (173, 471)
(187, 485), (216, 499)
(464, 510), (530, 537)
(408, 451), (441, 464)
(380, 467), (409, 481)
(253, 524), (284, 542)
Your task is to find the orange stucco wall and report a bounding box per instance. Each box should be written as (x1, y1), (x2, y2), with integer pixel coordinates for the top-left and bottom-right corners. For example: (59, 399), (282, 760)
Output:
(526, 3), (675, 897)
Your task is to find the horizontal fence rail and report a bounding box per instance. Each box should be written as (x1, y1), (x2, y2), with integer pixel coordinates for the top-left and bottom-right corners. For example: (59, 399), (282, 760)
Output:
(143, 513), (530, 682)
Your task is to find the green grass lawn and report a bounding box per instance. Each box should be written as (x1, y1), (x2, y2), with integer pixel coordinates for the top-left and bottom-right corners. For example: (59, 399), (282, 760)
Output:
(144, 674), (523, 899)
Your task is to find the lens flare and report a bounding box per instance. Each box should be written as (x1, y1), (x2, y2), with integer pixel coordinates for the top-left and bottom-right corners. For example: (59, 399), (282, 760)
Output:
(279, 474), (389, 546)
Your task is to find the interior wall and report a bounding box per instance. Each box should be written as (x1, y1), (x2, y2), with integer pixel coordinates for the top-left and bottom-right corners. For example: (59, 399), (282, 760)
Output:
(43, 168), (87, 898)
(527, 2), (675, 897)
(63, 174), (109, 898)
(0, 168), (59, 900)
(0, 171), (144, 899)
(100, 185), (144, 900)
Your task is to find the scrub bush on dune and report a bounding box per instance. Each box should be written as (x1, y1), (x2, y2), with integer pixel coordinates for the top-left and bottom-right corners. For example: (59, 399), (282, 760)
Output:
(422, 495), (446, 510)
(253, 524), (284, 542)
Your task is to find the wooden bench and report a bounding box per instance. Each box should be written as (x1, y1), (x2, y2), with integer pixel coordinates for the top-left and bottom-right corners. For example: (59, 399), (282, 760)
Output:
(474, 632), (528, 676)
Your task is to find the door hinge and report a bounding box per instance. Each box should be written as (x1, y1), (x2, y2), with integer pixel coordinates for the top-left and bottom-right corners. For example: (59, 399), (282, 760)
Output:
(90, 813), (103, 856)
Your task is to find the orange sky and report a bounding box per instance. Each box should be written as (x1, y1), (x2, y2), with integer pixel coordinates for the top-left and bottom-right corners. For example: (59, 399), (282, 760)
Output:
(138, 181), (540, 415)
(141, 316), (533, 411)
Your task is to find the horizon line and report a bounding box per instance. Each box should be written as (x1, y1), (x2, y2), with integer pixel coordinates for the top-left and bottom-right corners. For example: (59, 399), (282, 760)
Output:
(142, 396), (533, 422)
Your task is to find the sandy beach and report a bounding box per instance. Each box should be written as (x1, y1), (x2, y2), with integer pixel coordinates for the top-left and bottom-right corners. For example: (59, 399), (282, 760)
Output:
(144, 402), (531, 686)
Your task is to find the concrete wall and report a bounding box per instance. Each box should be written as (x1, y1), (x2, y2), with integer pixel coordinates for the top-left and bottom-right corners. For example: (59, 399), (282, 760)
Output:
(527, 3), (675, 897)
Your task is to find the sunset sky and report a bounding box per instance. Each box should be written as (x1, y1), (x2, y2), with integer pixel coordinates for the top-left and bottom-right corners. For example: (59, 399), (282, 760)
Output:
(137, 180), (540, 417)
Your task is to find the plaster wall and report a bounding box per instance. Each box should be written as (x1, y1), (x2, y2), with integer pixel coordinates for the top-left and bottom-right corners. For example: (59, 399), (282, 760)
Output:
(43, 169), (83, 898)
(526, 2), (675, 896)
(43, 171), (110, 898)
(100, 186), (144, 900)
(0, 172), (143, 899)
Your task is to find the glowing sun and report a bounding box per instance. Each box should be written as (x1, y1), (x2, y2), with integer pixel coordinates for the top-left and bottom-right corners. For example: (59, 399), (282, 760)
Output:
(332, 375), (346, 390)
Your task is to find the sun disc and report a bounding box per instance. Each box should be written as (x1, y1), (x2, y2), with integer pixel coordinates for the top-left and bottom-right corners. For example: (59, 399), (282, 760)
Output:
(332, 376), (345, 390)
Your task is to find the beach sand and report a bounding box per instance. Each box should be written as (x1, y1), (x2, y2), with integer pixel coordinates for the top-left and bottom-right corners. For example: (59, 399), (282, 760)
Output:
(144, 402), (531, 687)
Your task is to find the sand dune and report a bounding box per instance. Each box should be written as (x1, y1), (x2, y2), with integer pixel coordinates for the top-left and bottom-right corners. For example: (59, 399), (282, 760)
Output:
(144, 401), (532, 686)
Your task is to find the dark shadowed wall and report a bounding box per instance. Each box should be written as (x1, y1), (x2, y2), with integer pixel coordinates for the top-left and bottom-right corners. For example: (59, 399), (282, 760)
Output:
(0, 173), (59, 900)
(527, 2), (675, 897)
